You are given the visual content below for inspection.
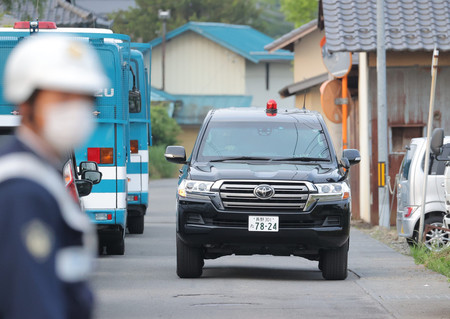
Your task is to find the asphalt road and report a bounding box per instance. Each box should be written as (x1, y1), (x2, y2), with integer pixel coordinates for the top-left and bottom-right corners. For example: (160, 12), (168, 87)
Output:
(92, 179), (450, 319)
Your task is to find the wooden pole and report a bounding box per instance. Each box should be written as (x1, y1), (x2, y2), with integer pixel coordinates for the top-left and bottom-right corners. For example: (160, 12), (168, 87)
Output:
(342, 75), (348, 150)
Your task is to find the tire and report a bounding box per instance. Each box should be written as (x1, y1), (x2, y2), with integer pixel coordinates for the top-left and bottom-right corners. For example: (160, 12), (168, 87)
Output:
(106, 238), (125, 255)
(128, 215), (144, 234)
(422, 215), (448, 251)
(407, 215), (448, 249)
(320, 240), (349, 280)
(176, 235), (203, 278)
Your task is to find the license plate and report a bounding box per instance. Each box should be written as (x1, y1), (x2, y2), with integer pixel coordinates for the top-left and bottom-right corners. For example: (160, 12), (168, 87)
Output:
(248, 216), (279, 232)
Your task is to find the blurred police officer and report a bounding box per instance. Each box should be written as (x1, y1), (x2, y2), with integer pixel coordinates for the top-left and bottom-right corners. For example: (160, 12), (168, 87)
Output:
(0, 35), (108, 319)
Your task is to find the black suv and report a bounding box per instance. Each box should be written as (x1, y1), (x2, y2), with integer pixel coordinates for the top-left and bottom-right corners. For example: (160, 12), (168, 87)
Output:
(165, 106), (360, 280)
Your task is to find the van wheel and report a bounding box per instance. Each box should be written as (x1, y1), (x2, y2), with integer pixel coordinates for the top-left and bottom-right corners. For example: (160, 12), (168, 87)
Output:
(128, 215), (144, 234)
(106, 238), (125, 255)
(423, 215), (449, 251)
(320, 240), (348, 280)
(176, 236), (203, 278)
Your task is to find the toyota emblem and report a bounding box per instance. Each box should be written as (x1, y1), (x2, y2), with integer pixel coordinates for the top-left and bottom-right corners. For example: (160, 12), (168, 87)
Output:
(254, 184), (275, 199)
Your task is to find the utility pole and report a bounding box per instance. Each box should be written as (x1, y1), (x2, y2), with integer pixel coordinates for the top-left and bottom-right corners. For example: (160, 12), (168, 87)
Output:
(158, 10), (170, 91)
(418, 48), (439, 243)
(377, 0), (390, 228)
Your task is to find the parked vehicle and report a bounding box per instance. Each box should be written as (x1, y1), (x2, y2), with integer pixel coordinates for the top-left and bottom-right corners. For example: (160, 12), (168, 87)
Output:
(0, 21), (152, 255)
(165, 102), (360, 280)
(396, 134), (450, 249)
(126, 48), (151, 234)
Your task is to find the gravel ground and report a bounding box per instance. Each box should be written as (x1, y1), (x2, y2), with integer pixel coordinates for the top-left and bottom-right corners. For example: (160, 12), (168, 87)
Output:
(351, 219), (411, 255)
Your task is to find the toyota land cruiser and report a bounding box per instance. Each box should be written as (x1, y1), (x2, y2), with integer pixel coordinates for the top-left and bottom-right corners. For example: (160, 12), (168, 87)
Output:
(165, 102), (360, 280)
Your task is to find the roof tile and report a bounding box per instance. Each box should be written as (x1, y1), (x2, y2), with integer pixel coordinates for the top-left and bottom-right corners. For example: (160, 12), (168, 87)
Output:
(322, 0), (450, 52)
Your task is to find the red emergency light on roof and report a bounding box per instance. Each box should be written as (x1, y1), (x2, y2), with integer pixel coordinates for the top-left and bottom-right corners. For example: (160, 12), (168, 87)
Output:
(13, 21), (57, 29)
(266, 99), (277, 116)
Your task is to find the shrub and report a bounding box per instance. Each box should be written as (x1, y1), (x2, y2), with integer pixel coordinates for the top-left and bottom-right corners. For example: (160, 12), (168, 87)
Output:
(148, 145), (179, 179)
(148, 105), (182, 179)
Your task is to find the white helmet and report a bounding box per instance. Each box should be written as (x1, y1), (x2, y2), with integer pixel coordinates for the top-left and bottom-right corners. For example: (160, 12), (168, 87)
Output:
(4, 34), (109, 104)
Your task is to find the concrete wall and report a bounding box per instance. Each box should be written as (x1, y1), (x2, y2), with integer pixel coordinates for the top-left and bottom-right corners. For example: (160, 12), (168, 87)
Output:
(245, 61), (295, 107)
(150, 31), (246, 95)
(293, 29), (327, 82)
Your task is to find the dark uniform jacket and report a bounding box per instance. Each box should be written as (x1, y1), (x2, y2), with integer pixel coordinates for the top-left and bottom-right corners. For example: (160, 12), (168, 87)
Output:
(0, 135), (94, 319)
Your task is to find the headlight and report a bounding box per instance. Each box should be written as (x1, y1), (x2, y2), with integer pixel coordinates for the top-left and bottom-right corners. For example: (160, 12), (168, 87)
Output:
(178, 179), (215, 198)
(315, 182), (350, 200)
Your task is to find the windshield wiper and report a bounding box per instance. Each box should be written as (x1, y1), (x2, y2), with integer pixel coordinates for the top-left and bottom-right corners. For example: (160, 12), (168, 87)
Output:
(209, 156), (272, 162)
(271, 157), (330, 162)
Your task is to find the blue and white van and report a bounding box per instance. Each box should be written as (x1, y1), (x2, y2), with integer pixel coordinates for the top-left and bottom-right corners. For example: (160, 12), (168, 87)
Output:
(126, 47), (151, 234)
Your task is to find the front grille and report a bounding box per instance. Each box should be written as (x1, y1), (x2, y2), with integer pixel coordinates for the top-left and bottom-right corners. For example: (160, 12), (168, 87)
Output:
(219, 181), (310, 212)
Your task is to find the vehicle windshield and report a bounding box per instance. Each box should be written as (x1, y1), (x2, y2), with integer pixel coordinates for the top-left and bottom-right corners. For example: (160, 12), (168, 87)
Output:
(196, 120), (331, 162)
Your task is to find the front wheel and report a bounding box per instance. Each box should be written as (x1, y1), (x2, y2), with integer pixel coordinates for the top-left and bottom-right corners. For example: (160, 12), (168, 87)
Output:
(320, 240), (349, 280)
(176, 235), (203, 278)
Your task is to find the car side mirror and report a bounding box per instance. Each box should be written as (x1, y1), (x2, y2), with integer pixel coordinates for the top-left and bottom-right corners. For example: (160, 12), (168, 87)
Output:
(164, 146), (187, 164)
(430, 128), (444, 156)
(79, 161), (99, 174)
(340, 157), (350, 169)
(75, 179), (93, 197)
(81, 170), (102, 185)
(342, 149), (361, 166)
(129, 90), (141, 113)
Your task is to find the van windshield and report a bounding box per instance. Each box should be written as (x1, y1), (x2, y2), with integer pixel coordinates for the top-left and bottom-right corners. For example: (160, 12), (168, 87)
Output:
(401, 144), (417, 180)
(197, 121), (331, 162)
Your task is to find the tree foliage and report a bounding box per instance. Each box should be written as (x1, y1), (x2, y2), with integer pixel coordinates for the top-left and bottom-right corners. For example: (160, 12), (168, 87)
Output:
(111, 0), (261, 42)
(280, 0), (318, 27)
(150, 105), (181, 146)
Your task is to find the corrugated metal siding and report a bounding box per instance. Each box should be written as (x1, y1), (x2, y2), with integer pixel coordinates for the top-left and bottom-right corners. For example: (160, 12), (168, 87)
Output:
(369, 66), (450, 127)
(367, 66), (450, 224)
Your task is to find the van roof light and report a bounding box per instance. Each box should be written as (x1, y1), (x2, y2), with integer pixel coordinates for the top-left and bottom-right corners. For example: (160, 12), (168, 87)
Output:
(266, 99), (277, 116)
(13, 21), (57, 31)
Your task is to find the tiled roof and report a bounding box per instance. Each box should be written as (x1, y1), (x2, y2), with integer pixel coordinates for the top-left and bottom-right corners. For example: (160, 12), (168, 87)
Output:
(1, 0), (111, 28)
(321, 0), (450, 52)
(149, 22), (293, 63)
(264, 20), (317, 52)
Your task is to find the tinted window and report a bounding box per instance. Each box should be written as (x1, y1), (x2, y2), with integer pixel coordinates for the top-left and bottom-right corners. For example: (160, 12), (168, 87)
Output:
(421, 143), (450, 175)
(0, 127), (15, 148)
(197, 120), (330, 162)
(400, 144), (416, 180)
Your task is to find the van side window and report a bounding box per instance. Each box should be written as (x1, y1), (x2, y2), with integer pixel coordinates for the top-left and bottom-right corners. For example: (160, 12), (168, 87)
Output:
(402, 144), (416, 180)
(421, 143), (450, 175)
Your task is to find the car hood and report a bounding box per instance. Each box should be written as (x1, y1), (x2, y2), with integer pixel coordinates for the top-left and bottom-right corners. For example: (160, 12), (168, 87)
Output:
(187, 162), (342, 183)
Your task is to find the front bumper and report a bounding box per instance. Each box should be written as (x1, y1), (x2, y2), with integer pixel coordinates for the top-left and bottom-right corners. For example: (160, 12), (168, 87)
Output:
(177, 196), (351, 255)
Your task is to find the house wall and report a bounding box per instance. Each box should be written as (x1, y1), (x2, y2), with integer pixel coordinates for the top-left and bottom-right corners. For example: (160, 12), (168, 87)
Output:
(366, 60), (450, 225)
(150, 31), (246, 95)
(294, 85), (343, 154)
(293, 29), (327, 82)
(245, 61), (295, 107)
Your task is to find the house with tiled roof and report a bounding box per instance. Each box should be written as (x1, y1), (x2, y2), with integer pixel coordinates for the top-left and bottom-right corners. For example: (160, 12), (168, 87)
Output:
(266, 0), (450, 224)
(146, 21), (294, 154)
(0, 0), (111, 28)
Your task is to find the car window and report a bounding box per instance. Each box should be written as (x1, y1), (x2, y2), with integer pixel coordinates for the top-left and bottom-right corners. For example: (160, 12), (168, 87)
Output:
(197, 120), (331, 161)
(420, 143), (450, 175)
(401, 144), (416, 180)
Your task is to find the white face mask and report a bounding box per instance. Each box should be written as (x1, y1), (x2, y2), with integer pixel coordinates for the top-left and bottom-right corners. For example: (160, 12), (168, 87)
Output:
(42, 100), (95, 155)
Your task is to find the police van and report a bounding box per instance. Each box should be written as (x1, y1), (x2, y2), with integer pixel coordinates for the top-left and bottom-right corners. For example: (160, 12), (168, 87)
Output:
(0, 21), (151, 255)
(126, 48), (151, 234)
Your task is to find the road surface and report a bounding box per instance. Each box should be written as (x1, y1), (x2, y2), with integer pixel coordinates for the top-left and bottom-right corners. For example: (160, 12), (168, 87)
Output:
(92, 179), (449, 319)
